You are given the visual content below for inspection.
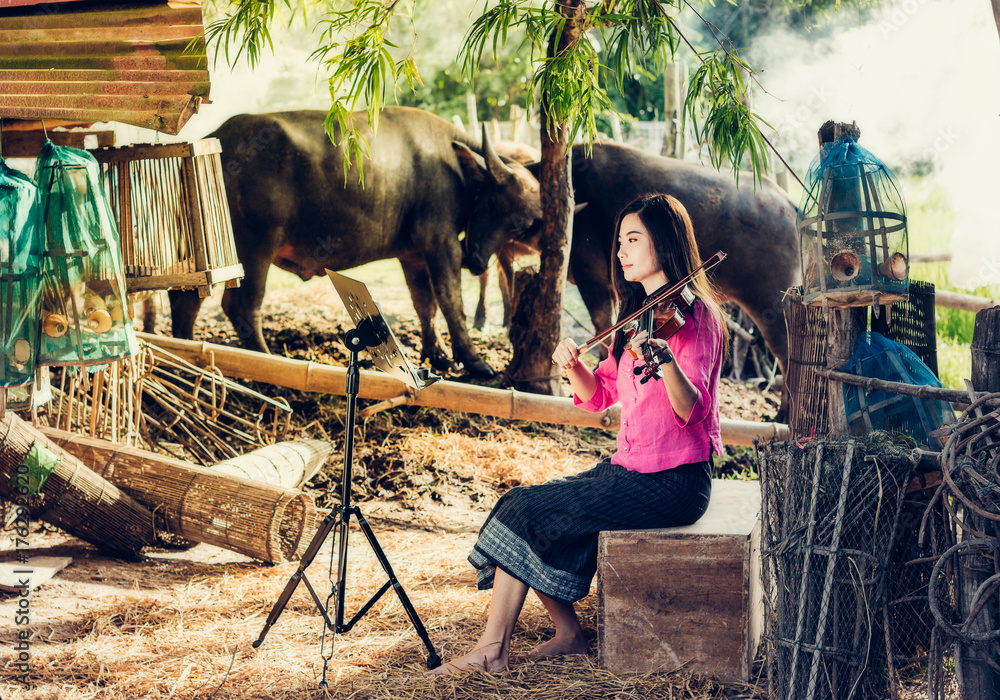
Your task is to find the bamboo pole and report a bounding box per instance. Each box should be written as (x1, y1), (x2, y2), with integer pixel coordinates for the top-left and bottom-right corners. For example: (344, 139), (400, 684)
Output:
(813, 367), (1000, 409)
(935, 290), (1000, 313)
(138, 333), (789, 446)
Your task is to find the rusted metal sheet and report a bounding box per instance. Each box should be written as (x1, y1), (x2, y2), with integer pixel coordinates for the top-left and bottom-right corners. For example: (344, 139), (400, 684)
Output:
(0, 0), (210, 134)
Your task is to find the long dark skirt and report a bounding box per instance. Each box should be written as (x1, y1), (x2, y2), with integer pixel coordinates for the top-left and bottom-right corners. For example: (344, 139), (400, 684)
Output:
(468, 459), (712, 604)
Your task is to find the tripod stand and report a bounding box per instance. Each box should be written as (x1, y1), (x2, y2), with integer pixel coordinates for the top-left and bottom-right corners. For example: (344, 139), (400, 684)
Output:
(253, 272), (441, 674)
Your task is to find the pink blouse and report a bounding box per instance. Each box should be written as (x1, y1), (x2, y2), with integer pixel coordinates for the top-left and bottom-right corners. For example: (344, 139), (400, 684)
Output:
(574, 299), (724, 473)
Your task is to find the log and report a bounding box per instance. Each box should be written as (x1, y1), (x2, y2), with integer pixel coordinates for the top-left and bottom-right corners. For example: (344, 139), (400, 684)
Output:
(936, 290), (1000, 313)
(911, 253), (951, 263)
(137, 333), (789, 446)
(825, 308), (865, 438)
(39, 427), (316, 564)
(972, 308), (1000, 394)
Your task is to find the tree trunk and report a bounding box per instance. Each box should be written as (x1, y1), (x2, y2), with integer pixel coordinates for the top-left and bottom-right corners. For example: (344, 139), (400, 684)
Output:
(505, 0), (584, 396)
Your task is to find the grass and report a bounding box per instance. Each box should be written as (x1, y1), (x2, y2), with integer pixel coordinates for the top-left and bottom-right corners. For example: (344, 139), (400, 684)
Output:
(904, 176), (998, 389)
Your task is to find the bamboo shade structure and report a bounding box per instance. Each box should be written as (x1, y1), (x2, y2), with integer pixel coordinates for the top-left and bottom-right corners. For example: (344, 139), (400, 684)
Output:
(137, 333), (791, 446)
(40, 426), (317, 564)
(91, 140), (243, 297)
(0, 413), (154, 559)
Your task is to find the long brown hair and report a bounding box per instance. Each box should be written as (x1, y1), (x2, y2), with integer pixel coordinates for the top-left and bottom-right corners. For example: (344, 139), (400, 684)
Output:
(609, 193), (731, 363)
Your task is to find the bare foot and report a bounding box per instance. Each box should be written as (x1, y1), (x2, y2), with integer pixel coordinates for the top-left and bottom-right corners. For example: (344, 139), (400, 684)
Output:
(529, 634), (588, 658)
(427, 640), (506, 675)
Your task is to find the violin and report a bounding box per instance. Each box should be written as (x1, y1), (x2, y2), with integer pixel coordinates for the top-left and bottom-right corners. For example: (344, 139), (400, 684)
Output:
(574, 251), (727, 382)
(625, 284), (696, 384)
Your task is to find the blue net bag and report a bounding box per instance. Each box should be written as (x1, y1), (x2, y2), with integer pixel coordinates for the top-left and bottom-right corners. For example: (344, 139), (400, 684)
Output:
(34, 141), (137, 367)
(0, 158), (43, 387)
(841, 332), (955, 448)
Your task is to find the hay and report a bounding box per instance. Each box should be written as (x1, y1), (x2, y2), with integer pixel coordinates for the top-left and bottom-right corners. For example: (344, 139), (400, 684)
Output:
(0, 521), (765, 699)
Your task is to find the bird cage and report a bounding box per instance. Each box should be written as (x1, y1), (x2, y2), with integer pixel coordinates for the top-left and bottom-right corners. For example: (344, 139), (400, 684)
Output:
(91, 139), (243, 297)
(0, 158), (42, 388)
(34, 141), (137, 367)
(798, 134), (909, 307)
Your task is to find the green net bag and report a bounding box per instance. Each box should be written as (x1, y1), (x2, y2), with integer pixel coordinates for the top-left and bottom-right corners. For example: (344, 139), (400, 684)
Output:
(0, 158), (43, 387)
(34, 141), (137, 367)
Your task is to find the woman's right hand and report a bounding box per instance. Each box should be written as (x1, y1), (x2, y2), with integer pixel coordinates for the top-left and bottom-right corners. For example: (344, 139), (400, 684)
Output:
(552, 338), (582, 371)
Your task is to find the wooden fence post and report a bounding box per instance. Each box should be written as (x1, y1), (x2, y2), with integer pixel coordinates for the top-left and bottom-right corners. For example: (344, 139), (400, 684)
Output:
(956, 306), (1000, 698)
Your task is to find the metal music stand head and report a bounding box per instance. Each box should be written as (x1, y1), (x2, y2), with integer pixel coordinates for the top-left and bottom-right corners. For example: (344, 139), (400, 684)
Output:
(326, 270), (440, 391)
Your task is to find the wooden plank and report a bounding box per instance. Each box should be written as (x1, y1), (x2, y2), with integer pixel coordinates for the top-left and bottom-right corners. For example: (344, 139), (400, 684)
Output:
(598, 533), (752, 680)
(805, 291), (908, 308)
(0, 54), (206, 71)
(0, 68), (209, 82)
(121, 265), (244, 293)
(0, 4), (203, 30)
(0, 556), (72, 592)
(0, 36), (202, 57)
(182, 151), (209, 273)
(0, 104), (196, 133)
(92, 142), (197, 163)
(0, 80), (209, 96)
(0, 128), (113, 157)
(0, 24), (200, 42)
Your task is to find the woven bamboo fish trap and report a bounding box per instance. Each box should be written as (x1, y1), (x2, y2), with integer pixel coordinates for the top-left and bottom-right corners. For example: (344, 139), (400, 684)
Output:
(784, 288), (830, 438)
(90, 139), (243, 297)
(209, 438), (335, 490)
(0, 413), (154, 559)
(41, 427), (316, 564)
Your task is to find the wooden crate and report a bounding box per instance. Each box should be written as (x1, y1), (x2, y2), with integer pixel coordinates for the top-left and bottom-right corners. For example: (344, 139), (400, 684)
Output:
(597, 479), (763, 682)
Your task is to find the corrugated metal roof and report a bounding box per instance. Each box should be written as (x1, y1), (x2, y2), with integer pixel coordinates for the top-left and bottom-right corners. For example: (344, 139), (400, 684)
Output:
(0, 0), (210, 135)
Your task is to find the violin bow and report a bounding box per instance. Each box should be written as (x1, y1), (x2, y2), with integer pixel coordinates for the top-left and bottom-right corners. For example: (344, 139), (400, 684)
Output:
(576, 250), (727, 356)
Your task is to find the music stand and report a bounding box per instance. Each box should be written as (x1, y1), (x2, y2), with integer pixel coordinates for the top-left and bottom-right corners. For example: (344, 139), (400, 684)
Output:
(253, 270), (442, 677)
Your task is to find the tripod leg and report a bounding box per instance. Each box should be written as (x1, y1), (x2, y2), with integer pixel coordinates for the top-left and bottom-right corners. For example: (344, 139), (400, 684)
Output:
(253, 509), (340, 648)
(352, 508), (441, 669)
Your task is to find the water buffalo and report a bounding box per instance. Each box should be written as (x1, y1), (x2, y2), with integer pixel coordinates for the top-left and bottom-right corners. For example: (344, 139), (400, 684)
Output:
(458, 141), (801, 384)
(168, 107), (540, 376)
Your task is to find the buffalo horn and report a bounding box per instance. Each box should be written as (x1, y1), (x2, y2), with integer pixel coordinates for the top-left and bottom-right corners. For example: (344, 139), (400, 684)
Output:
(481, 123), (514, 181)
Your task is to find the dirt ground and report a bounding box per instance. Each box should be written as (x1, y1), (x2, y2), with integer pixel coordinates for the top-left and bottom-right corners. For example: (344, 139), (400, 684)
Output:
(1, 267), (789, 699)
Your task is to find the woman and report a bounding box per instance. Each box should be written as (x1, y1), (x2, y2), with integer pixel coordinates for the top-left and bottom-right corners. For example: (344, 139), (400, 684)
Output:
(431, 192), (729, 675)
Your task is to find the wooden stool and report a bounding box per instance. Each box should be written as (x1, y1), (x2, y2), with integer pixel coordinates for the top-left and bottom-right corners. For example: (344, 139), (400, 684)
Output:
(597, 479), (763, 682)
